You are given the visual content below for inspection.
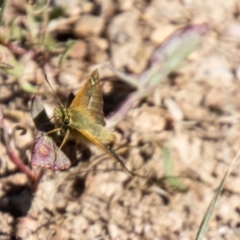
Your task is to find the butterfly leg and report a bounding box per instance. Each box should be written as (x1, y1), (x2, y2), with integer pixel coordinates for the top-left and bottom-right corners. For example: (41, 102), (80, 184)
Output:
(46, 128), (61, 135)
(45, 127), (70, 160)
(55, 128), (70, 157)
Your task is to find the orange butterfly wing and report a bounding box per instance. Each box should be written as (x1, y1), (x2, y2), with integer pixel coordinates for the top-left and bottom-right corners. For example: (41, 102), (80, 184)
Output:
(70, 69), (105, 126)
(75, 128), (133, 177)
(69, 70), (133, 177)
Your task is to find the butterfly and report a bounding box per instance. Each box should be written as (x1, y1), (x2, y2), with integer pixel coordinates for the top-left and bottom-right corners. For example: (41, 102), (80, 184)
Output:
(42, 69), (133, 177)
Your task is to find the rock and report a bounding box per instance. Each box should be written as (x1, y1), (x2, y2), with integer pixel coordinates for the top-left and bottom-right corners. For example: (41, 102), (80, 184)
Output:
(74, 15), (104, 38)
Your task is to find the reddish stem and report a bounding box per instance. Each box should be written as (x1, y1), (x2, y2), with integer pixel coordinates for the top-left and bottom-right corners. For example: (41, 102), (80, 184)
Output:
(0, 110), (36, 182)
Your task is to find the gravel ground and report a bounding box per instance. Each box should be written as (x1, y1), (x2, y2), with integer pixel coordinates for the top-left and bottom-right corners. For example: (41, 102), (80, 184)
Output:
(1, 1), (240, 239)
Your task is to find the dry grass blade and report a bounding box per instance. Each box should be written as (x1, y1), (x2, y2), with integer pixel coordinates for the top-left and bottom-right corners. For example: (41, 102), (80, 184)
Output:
(195, 149), (240, 240)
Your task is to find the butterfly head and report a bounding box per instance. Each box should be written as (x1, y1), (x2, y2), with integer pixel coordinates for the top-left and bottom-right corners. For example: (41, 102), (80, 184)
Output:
(54, 108), (71, 127)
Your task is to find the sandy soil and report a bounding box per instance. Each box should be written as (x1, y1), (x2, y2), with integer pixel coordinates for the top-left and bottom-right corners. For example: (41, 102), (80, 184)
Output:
(1, 0), (240, 239)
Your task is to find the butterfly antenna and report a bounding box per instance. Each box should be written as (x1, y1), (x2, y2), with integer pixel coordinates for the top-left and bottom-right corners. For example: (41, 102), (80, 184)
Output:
(44, 73), (65, 108)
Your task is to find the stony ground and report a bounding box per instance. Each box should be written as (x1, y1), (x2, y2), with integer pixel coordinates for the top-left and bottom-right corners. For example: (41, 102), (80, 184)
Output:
(1, 0), (240, 239)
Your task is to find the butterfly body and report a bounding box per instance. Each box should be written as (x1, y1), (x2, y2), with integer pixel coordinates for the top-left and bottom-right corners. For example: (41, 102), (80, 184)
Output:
(54, 107), (114, 145)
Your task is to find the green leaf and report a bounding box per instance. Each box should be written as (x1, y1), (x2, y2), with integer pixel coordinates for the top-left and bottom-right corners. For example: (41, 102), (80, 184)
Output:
(21, 82), (37, 94)
(162, 147), (186, 192)
(0, 45), (24, 78)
